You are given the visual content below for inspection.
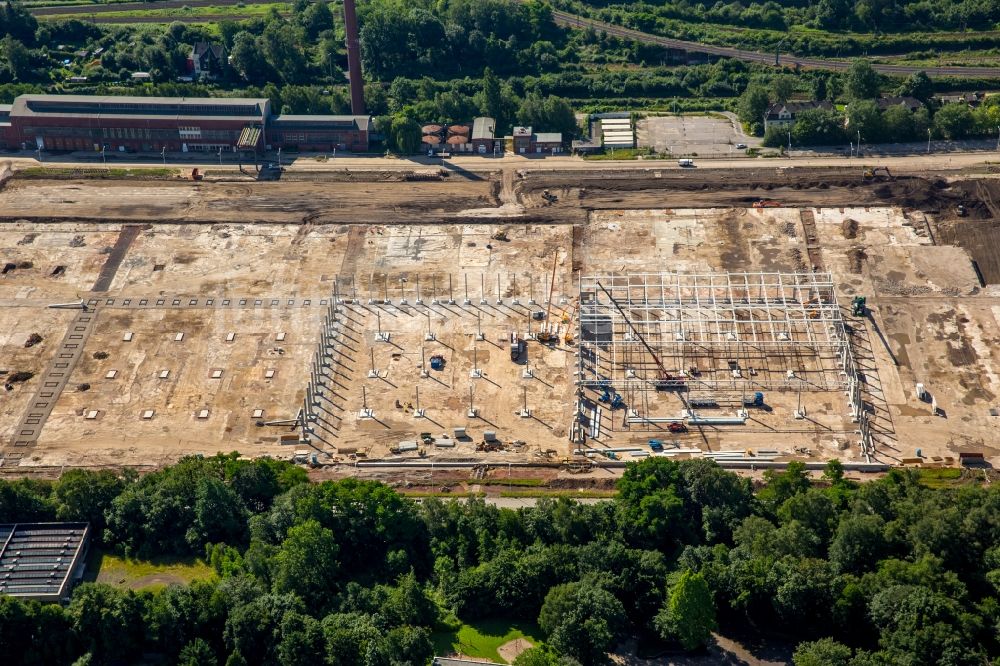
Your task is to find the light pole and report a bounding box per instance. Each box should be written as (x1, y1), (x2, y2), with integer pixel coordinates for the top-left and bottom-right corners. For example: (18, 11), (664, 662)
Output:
(161, 146), (166, 165)
(856, 130), (861, 157)
(927, 128), (931, 154)
(101, 145), (106, 167)
(218, 146), (223, 165)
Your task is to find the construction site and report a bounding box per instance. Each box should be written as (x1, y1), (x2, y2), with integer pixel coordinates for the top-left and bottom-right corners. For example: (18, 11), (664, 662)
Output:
(2, 164), (1000, 476)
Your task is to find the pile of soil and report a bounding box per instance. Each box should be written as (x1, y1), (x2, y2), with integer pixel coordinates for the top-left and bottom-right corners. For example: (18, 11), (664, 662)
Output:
(842, 218), (859, 239)
(847, 247), (867, 273)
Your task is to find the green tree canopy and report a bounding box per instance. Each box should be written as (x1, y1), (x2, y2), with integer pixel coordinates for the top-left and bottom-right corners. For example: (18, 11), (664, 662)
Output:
(654, 570), (716, 650)
(844, 59), (881, 100)
(934, 103), (975, 140)
(539, 581), (625, 665)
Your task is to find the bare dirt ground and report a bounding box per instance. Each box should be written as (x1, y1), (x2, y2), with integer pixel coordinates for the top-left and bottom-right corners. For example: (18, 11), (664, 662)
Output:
(2, 167), (1000, 471)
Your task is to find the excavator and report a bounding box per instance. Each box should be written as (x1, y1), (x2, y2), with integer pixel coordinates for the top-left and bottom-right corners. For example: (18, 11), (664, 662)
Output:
(862, 166), (892, 180)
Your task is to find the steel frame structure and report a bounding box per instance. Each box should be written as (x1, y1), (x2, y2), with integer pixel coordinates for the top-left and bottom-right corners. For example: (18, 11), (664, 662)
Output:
(578, 272), (857, 398)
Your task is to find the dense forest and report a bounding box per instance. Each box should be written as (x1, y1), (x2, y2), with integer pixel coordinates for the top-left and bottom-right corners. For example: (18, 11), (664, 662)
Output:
(0, 455), (998, 665)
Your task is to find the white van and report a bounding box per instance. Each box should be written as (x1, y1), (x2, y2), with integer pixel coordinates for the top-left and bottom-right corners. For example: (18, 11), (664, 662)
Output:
(678, 158), (694, 167)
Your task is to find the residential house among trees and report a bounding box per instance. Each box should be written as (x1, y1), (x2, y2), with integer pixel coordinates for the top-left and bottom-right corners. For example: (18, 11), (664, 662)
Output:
(187, 42), (226, 80)
(764, 101), (834, 131)
(876, 96), (923, 112)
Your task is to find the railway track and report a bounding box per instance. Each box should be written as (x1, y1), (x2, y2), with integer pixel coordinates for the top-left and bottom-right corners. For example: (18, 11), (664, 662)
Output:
(29, 0), (1000, 76)
(550, 9), (1000, 77)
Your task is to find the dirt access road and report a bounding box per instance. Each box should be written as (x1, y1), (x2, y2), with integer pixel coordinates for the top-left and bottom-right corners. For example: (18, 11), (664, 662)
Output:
(1, 166), (992, 227)
(4, 148), (999, 174)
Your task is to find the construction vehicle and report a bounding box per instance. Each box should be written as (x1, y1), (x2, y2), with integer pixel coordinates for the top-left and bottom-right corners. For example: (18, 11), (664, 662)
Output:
(851, 295), (867, 317)
(429, 354), (445, 370)
(956, 205), (968, 217)
(668, 422), (688, 434)
(541, 189), (558, 204)
(535, 253), (559, 344)
(190, 168), (203, 181)
(563, 303), (578, 345)
(491, 229), (509, 242)
(476, 441), (503, 452)
(862, 166), (892, 180)
(510, 334), (525, 362)
(752, 200), (781, 208)
(648, 439), (664, 452)
(742, 391), (765, 408)
(599, 387), (624, 410)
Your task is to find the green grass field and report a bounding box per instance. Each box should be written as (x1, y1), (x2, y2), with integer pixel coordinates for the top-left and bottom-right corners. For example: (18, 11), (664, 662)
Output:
(17, 167), (178, 179)
(916, 467), (966, 488)
(432, 616), (544, 664)
(38, 2), (288, 20)
(87, 549), (215, 590)
(582, 147), (653, 161)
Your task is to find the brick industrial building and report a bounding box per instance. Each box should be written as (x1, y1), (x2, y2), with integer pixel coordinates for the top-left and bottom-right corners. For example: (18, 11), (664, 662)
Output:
(0, 94), (371, 154)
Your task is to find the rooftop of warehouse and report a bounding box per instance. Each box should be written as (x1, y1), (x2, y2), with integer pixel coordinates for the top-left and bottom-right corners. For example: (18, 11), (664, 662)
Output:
(0, 522), (90, 601)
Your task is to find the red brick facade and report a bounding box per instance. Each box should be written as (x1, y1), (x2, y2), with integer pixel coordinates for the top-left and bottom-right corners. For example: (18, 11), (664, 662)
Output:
(1, 95), (372, 154)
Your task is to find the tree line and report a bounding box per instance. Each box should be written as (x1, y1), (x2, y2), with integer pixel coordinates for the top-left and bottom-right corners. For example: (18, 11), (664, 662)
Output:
(0, 454), (998, 665)
(560, 0), (1000, 33)
(555, 0), (1000, 56)
(735, 60), (1000, 148)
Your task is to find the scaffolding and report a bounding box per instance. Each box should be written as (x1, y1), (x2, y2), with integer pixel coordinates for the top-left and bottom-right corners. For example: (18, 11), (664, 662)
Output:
(578, 272), (857, 401)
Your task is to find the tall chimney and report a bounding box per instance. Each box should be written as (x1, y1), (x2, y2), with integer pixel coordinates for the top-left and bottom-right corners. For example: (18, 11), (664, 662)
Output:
(343, 0), (366, 115)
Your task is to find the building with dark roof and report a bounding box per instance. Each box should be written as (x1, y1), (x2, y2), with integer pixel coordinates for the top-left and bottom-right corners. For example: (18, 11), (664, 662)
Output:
(764, 101), (835, 131)
(269, 114), (371, 152)
(876, 96), (923, 112)
(9, 94), (271, 153)
(0, 522), (90, 603)
(0, 94), (374, 153)
(187, 42), (226, 79)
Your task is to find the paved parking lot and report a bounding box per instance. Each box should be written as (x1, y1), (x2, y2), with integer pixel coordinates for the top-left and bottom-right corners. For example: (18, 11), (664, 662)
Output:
(636, 114), (761, 157)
